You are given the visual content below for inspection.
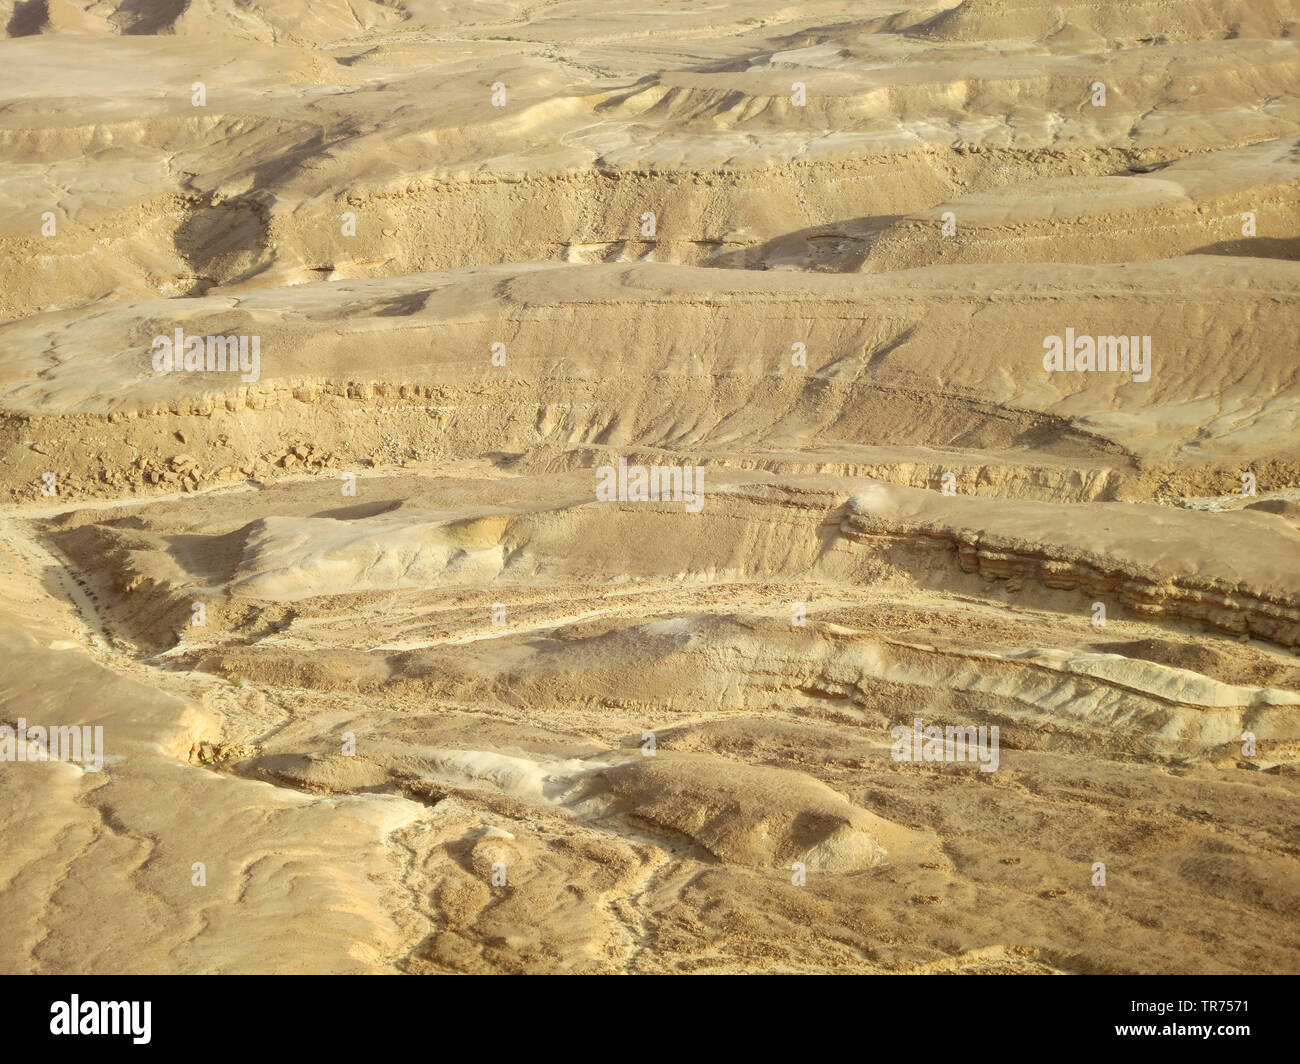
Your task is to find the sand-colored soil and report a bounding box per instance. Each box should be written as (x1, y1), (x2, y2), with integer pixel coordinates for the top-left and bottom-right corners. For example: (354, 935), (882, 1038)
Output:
(1, 0), (1298, 974)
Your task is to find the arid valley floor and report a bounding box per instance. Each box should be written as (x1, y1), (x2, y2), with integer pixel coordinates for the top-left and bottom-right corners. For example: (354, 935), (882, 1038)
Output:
(1, 0), (1299, 974)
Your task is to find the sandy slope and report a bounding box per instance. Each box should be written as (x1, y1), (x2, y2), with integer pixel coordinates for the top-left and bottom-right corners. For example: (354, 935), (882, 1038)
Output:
(0, 0), (1298, 974)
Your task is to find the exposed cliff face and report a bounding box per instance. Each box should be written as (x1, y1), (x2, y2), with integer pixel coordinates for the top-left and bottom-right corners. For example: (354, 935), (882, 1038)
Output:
(840, 486), (1300, 648)
(1, 0), (1299, 977)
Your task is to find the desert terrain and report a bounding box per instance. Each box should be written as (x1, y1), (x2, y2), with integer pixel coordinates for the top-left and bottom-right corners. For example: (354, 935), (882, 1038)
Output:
(1, 0), (1299, 974)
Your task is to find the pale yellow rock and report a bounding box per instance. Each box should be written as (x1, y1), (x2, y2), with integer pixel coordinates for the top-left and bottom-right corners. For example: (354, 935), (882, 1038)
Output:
(0, 0), (1298, 977)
